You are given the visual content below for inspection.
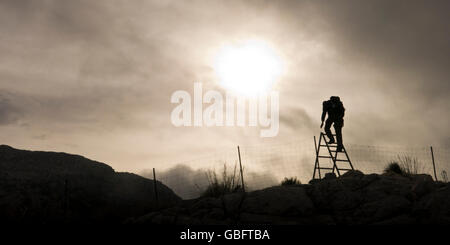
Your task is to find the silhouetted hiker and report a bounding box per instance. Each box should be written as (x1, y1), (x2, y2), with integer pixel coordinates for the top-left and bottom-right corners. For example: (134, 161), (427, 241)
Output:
(320, 96), (345, 152)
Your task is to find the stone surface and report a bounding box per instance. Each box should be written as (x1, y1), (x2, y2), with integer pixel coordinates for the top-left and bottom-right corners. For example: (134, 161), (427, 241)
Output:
(411, 174), (436, 198)
(341, 170), (364, 179)
(136, 171), (450, 225)
(324, 172), (337, 180)
(2, 144), (449, 225)
(241, 186), (314, 216)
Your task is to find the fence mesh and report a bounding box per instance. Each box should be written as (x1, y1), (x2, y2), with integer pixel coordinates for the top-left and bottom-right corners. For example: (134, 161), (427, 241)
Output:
(150, 138), (450, 200)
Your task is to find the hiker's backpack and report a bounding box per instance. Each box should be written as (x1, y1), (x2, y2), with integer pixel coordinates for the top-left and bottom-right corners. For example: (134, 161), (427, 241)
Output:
(325, 97), (345, 119)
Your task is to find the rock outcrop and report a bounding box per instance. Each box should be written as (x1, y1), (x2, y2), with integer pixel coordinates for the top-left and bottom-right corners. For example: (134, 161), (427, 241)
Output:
(0, 145), (181, 224)
(131, 170), (450, 225)
(2, 144), (448, 225)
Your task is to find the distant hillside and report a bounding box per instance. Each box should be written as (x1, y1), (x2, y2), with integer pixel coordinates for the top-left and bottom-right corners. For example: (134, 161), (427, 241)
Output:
(0, 145), (181, 224)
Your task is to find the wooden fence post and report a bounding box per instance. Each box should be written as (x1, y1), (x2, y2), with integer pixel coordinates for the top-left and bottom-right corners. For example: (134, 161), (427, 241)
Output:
(237, 146), (245, 192)
(153, 168), (159, 202)
(430, 146), (438, 181)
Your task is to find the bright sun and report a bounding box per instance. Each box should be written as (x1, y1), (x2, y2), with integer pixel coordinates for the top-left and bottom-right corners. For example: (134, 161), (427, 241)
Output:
(213, 40), (283, 97)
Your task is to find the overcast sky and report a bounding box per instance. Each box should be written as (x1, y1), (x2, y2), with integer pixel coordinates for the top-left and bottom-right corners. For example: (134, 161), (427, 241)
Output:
(1, 0), (449, 174)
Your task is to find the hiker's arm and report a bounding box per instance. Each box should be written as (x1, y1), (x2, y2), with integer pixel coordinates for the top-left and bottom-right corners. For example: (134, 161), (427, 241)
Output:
(321, 102), (327, 122)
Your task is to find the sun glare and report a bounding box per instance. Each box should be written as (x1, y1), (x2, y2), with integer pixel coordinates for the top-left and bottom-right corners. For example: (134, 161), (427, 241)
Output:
(213, 40), (283, 97)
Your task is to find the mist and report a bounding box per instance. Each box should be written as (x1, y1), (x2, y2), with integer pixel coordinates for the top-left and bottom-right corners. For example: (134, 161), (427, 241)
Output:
(1, 0), (449, 175)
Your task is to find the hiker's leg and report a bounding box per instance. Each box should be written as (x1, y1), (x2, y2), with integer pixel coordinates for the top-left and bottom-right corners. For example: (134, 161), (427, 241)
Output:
(324, 119), (334, 143)
(334, 119), (343, 147)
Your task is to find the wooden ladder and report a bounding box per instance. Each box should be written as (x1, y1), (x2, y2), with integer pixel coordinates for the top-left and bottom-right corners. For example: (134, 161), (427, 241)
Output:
(313, 132), (354, 179)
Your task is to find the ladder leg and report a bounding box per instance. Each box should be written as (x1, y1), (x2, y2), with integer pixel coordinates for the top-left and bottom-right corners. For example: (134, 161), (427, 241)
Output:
(342, 145), (354, 170)
(313, 158), (319, 179)
(313, 136), (318, 179)
(333, 149), (341, 176)
(317, 134), (322, 179)
(323, 132), (339, 176)
(315, 132), (355, 179)
(313, 134), (323, 179)
(313, 145), (319, 179)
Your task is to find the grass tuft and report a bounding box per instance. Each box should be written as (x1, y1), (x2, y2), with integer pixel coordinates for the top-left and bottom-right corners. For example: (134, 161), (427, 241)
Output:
(281, 177), (301, 186)
(201, 163), (242, 198)
(384, 155), (424, 177)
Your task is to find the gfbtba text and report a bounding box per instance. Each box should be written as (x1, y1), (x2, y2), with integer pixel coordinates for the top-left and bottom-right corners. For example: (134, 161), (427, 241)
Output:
(180, 229), (270, 242)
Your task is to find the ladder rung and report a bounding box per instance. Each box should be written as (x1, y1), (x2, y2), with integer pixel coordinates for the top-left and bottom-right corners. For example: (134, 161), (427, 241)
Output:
(318, 156), (349, 160)
(318, 156), (333, 159)
(316, 134), (353, 180)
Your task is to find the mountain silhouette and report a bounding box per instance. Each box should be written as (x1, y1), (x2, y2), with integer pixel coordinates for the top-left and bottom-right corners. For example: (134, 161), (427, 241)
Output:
(0, 145), (181, 224)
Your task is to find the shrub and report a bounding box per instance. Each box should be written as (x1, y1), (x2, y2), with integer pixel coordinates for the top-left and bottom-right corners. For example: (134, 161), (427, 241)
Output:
(384, 155), (424, 177)
(201, 163), (242, 198)
(281, 177), (301, 186)
(384, 162), (405, 175)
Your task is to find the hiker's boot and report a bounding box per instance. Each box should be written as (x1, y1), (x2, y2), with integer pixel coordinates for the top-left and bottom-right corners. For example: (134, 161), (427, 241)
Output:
(336, 145), (343, 152)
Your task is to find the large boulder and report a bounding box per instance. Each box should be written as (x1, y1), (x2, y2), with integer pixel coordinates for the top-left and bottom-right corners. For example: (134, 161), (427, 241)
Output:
(307, 177), (364, 212)
(410, 174), (436, 198)
(222, 192), (245, 217)
(241, 186), (314, 217)
(115, 165), (450, 225)
(354, 195), (412, 224)
(306, 171), (437, 224)
(413, 183), (450, 224)
(341, 170), (364, 179)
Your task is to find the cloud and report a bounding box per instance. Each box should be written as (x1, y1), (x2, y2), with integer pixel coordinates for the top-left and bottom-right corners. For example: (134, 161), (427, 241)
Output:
(142, 164), (208, 200)
(0, 92), (22, 125)
(141, 163), (279, 200)
(280, 107), (315, 131)
(314, 0), (450, 94)
(0, 0), (449, 175)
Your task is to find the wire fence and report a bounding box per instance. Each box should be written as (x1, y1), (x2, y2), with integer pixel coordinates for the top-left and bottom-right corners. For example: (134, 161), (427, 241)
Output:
(146, 138), (450, 200)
